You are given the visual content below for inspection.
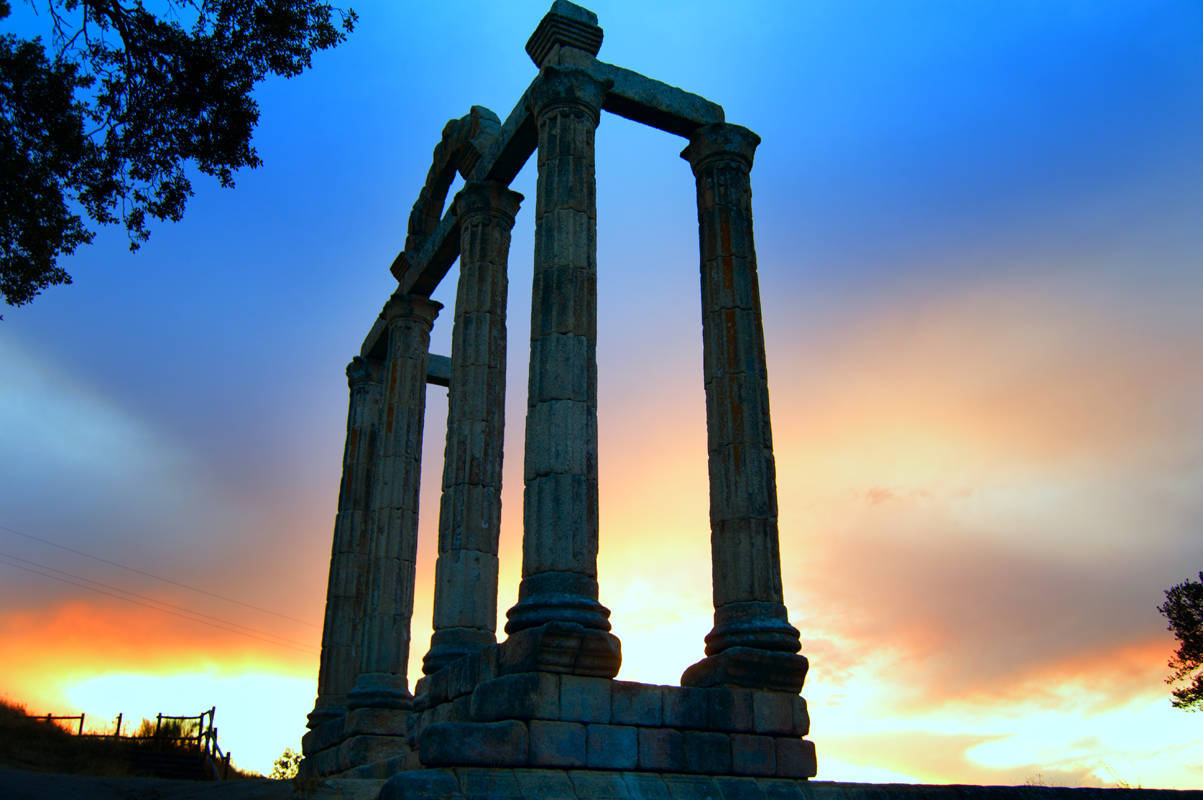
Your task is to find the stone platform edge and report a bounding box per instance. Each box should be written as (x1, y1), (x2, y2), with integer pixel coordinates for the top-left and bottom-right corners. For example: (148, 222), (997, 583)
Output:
(375, 769), (1203, 800)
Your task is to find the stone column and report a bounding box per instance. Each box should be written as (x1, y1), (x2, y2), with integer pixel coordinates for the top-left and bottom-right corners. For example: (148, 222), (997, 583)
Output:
(679, 123), (808, 693)
(503, 66), (618, 667)
(422, 181), (523, 675)
(308, 357), (384, 729)
(347, 293), (442, 709)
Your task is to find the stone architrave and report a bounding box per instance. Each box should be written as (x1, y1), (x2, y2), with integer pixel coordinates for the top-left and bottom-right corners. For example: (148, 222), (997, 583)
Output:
(503, 65), (616, 644)
(679, 123), (808, 693)
(308, 356), (384, 728)
(347, 293), (442, 709)
(423, 181), (524, 675)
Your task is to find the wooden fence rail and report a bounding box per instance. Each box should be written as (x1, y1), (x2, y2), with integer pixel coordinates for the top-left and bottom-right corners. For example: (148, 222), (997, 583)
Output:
(31, 706), (232, 779)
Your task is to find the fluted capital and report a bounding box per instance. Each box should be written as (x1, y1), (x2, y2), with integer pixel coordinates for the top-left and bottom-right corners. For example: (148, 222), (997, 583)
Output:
(454, 181), (524, 227)
(345, 356), (382, 388)
(528, 65), (611, 124)
(382, 292), (442, 330)
(681, 123), (761, 175)
(525, 0), (603, 68)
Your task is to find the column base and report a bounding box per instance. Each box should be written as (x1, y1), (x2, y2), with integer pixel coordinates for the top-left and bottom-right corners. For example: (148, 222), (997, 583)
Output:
(703, 601), (803, 655)
(422, 628), (497, 676)
(346, 673), (415, 711)
(681, 647), (809, 693)
(498, 621), (621, 678)
(306, 698), (346, 731)
(504, 572), (613, 634)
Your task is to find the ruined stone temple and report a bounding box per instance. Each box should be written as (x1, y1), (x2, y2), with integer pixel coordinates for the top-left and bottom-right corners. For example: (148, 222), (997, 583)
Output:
(301, 2), (815, 795)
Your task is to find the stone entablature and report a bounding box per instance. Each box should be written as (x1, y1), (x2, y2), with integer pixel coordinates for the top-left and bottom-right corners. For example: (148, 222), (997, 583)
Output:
(301, 0), (815, 786)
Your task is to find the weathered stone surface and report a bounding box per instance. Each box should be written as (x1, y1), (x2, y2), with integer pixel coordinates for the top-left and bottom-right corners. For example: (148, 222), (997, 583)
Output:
(343, 706), (410, 736)
(498, 620), (621, 678)
(525, 0), (603, 68)
(568, 770), (631, 799)
(298, 743), (341, 779)
(621, 771), (673, 800)
(661, 774), (718, 800)
(684, 731), (732, 775)
(456, 766), (525, 799)
(662, 687), (709, 730)
(379, 768), (461, 800)
(715, 775), (769, 800)
(301, 714), (345, 756)
(513, 767), (576, 798)
(560, 675), (612, 723)
(752, 692), (798, 736)
(418, 721), (529, 767)
(611, 681), (662, 726)
(338, 734), (412, 772)
(774, 738), (817, 779)
(341, 753), (419, 780)
(528, 720), (586, 768)
(732, 734), (777, 777)
(585, 724), (637, 770)
(707, 687), (756, 733)
(682, 648), (808, 694)
(637, 727), (684, 772)
(471, 672), (561, 721)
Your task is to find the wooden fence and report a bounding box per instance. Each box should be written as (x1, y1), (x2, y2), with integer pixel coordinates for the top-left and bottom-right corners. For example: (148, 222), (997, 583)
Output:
(34, 706), (233, 779)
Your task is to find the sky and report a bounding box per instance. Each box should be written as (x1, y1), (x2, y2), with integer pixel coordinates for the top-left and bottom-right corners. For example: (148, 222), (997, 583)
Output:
(2, 0), (1202, 785)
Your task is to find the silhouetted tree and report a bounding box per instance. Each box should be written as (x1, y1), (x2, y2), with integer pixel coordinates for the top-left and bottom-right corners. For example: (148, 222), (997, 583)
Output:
(1159, 571), (1203, 710)
(1, 0), (355, 310)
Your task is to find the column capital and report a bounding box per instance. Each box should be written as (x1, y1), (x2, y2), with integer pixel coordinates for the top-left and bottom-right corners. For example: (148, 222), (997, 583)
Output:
(382, 292), (442, 329)
(681, 122), (761, 175)
(527, 65), (612, 123)
(345, 356), (382, 388)
(454, 181), (524, 227)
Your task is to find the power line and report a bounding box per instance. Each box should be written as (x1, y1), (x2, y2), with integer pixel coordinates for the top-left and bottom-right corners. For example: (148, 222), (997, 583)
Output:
(0, 550), (315, 652)
(0, 554), (316, 656)
(0, 523), (319, 628)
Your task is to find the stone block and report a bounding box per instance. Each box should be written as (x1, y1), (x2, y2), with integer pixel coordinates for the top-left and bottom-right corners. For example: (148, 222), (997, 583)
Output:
(319, 777), (390, 798)
(418, 720), (529, 767)
(456, 767), (523, 800)
(513, 767), (576, 798)
(470, 672), (560, 721)
(714, 776), (768, 800)
(637, 727), (684, 772)
(528, 719), (586, 767)
(298, 744), (341, 778)
(418, 666), (452, 707)
(338, 734), (412, 771)
(662, 774), (720, 800)
(621, 772), (673, 800)
(567, 770), (632, 800)
(752, 692), (795, 735)
(792, 696), (810, 737)
(560, 674), (612, 722)
(662, 686), (709, 729)
(774, 737), (817, 779)
(611, 681), (662, 726)
(301, 714), (345, 755)
(682, 647), (808, 694)
(708, 687), (756, 733)
(498, 620), (621, 678)
(684, 730), (732, 775)
(450, 694), (474, 721)
(344, 706), (409, 736)
(731, 733), (776, 776)
(379, 769), (461, 800)
(754, 778), (805, 800)
(586, 723), (637, 769)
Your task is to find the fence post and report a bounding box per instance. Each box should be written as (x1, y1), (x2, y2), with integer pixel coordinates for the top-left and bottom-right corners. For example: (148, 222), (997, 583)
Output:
(78, 713), (85, 735)
(223, 751), (230, 779)
(155, 713), (162, 735)
(114, 712), (122, 738)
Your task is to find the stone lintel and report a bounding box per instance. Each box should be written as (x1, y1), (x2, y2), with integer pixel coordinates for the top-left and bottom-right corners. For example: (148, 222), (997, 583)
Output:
(393, 60), (721, 304)
(426, 354), (451, 387)
(595, 61), (725, 137)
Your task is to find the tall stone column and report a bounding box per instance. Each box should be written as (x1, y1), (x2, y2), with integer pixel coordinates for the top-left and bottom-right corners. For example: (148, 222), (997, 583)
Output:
(308, 357), (384, 729)
(347, 293), (442, 709)
(680, 123), (808, 693)
(422, 181), (523, 675)
(503, 66), (618, 673)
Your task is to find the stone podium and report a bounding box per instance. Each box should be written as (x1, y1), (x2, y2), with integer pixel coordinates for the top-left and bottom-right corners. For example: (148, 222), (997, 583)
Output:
(301, 1), (816, 794)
